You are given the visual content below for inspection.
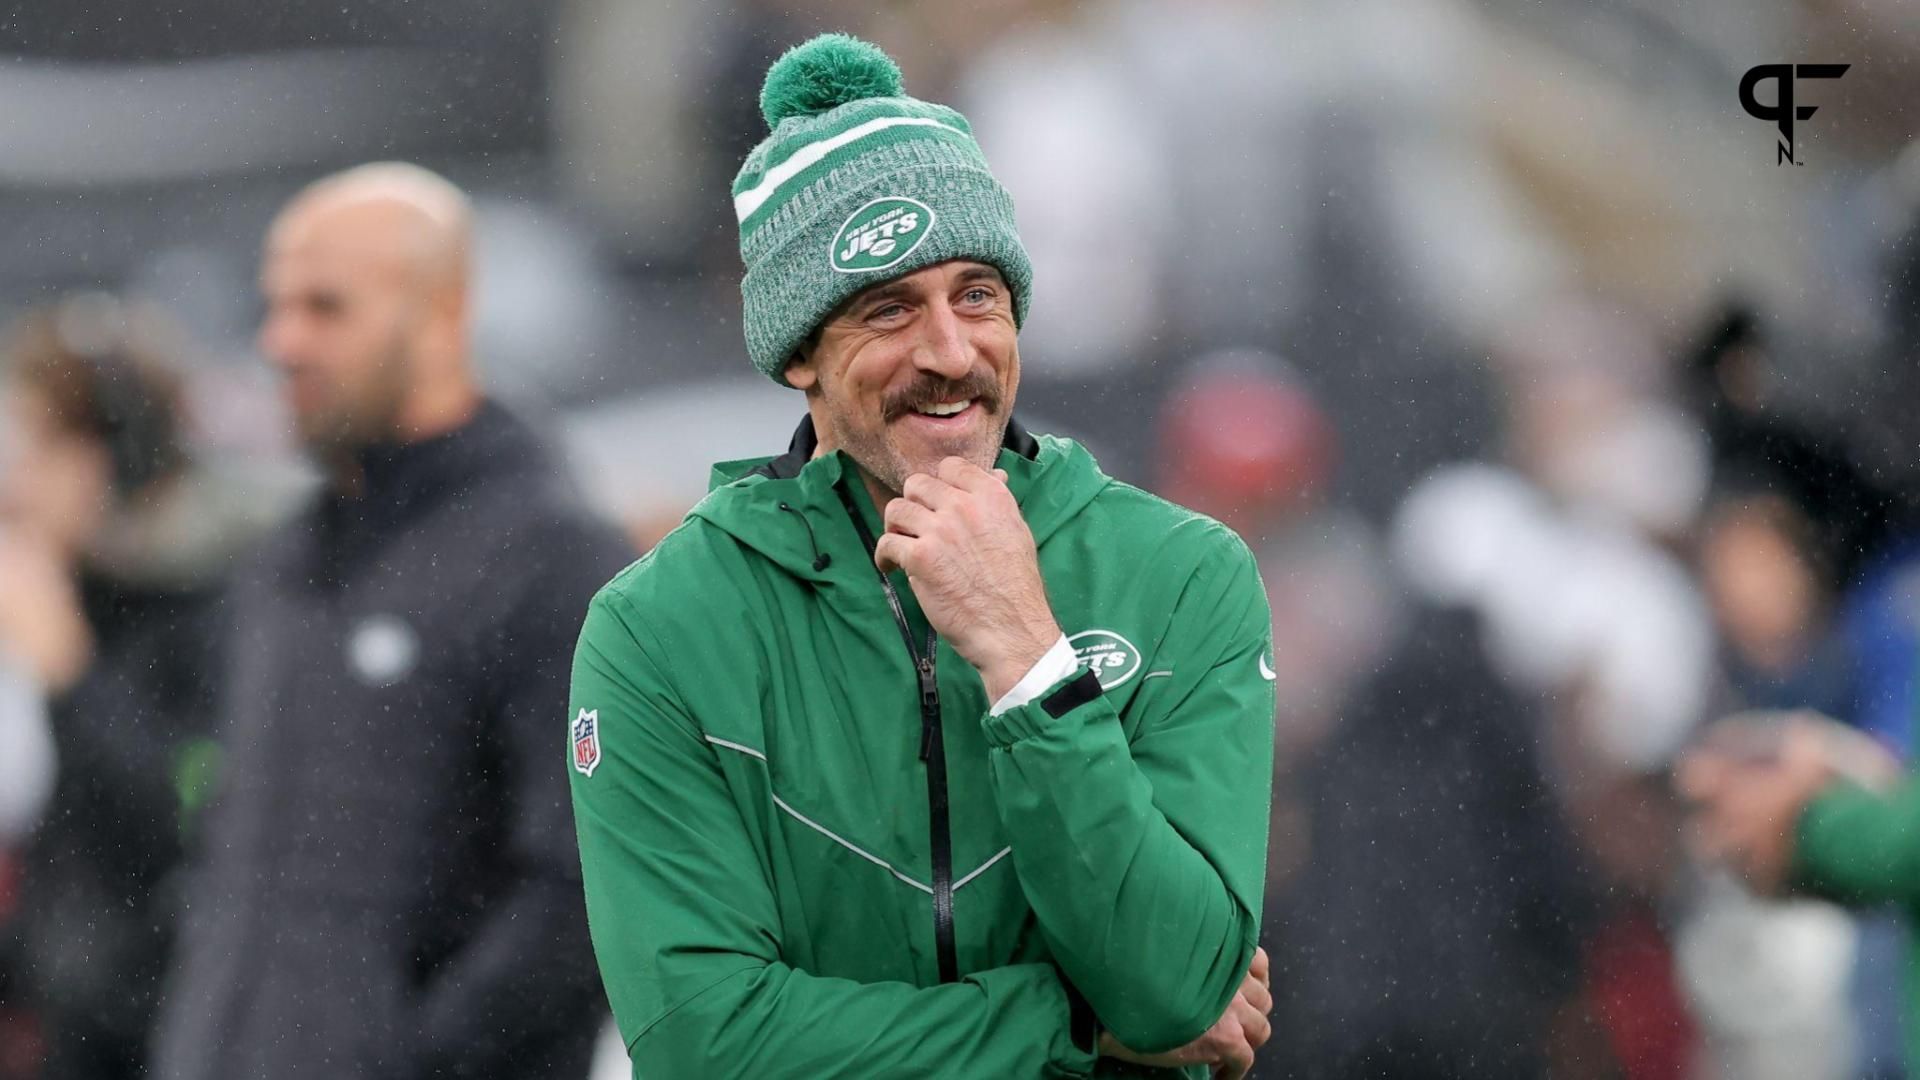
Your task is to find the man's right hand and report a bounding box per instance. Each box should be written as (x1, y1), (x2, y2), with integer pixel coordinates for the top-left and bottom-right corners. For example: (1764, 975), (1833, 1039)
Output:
(1098, 947), (1272, 1079)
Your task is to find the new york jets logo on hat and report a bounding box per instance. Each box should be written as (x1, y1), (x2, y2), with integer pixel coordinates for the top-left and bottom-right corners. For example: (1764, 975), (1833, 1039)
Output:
(830, 196), (935, 274)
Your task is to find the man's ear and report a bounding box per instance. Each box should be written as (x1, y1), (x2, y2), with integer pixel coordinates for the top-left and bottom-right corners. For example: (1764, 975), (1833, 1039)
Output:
(785, 337), (821, 392)
(784, 356), (818, 392)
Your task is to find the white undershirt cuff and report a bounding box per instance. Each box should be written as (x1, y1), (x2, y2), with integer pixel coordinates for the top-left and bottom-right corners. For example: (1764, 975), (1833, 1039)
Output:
(988, 634), (1079, 716)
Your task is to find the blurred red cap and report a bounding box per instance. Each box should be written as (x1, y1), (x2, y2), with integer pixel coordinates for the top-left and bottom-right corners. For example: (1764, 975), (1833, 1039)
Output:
(1158, 366), (1334, 521)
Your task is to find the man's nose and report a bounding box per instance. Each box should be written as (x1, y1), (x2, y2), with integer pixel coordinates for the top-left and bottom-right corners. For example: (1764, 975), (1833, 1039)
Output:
(256, 313), (298, 370)
(910, 300), (973, 381)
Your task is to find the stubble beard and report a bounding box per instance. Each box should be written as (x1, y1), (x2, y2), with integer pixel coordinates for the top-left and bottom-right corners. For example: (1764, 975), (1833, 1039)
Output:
(294, 333), (415, 461)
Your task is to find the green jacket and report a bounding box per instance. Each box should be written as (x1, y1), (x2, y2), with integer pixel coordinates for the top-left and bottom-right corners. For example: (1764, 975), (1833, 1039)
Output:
(569, 418), (1275, 1078)
(1793, 778), (1920, 1068)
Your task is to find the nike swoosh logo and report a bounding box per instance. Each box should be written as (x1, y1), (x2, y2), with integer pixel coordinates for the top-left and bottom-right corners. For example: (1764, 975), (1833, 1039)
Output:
(1258, 654), (1276, 681)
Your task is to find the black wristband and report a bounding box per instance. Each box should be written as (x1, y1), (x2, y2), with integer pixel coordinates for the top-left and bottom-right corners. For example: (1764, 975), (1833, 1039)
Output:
(1041, 668), (1103, 719)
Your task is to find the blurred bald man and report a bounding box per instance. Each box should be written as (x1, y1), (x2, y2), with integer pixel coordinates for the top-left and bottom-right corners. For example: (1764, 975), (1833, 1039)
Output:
(152, 163), (631, 1080)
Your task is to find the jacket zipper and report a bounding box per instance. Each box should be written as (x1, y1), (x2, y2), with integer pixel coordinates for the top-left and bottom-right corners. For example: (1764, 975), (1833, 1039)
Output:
(837, 487), (961, 985)
(906, 621), (958, 985)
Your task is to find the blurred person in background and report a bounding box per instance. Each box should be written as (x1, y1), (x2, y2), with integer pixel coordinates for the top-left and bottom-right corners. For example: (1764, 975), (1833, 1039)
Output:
(1679, 226), (1920, 1079)
(0, 373), (68, 1077)
(150, 162), (630, 1080)
(1681, 219), (1920, 1080)
(1680, 308), (1893, 597)
(1680, 489), (1874, 1080)
(1678, 716), (1920, 1074)
(0, 298), (228, 1080)
(1697, 491), (1857, 727)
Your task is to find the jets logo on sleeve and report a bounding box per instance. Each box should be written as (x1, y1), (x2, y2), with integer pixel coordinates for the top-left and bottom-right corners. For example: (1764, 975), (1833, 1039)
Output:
(1070, 629), (1142, 690)
(572, 708), (602, 777)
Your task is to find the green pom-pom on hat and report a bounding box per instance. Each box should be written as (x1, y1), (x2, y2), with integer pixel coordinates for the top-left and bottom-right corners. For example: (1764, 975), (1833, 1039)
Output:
(759, 33), (905, 130)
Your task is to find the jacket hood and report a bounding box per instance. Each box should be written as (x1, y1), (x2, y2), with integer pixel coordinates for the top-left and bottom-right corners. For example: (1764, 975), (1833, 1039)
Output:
(691, 414), (1112, 585)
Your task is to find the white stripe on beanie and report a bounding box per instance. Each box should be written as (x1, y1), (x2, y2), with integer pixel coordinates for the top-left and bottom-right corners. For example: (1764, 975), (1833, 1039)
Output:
(733, 115), (961, 224)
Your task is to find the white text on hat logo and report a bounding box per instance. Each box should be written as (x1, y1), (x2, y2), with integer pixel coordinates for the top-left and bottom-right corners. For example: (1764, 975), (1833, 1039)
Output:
(1070, 629), (1142, 690)
(830, 196), (935, 274)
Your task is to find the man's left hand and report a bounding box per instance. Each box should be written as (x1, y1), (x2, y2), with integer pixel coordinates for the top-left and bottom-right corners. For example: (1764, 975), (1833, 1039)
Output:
(872, 456), (1060, 701)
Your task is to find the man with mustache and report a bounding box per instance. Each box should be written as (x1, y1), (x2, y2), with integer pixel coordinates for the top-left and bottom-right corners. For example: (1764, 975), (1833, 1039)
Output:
(570, 35), (1277, 1079)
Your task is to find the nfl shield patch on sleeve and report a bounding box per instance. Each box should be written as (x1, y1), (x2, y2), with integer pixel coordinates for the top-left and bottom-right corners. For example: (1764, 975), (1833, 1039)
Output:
(572, 708), (602, 778)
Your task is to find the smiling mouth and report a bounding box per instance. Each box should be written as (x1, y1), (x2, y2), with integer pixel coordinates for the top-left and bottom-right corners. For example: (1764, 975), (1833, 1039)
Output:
(908, 398), (974, 419)
(893, 399), (982, 432)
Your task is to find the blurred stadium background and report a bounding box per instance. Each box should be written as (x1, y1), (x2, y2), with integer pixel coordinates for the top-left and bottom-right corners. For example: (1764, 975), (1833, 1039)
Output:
(1, 0), (1917, 1077)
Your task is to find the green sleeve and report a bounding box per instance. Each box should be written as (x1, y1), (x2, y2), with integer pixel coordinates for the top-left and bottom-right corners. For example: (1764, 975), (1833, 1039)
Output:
(1792, 777), (1920, 908)
(569, 591), (1099, 1079)
(979, 532), (1274, 1054)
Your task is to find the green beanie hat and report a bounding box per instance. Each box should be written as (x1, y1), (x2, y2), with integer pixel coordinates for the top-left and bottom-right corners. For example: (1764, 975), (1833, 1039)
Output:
(733, 33), (1033, 385)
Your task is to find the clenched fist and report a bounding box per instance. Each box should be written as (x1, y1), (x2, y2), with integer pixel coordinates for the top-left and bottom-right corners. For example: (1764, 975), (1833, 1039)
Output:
(1100, 947), (1274, 1079)
(872, 456), (1061, 701)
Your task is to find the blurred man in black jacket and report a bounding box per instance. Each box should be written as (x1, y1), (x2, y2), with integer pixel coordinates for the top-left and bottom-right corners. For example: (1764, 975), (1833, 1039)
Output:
(152, 163), (630, 1080)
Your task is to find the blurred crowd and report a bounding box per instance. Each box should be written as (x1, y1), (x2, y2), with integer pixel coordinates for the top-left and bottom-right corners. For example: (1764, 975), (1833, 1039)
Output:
(1, 0), (1918, 1077)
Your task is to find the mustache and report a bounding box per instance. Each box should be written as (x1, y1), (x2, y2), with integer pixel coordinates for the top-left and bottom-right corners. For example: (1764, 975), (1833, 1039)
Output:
(883, 372), (1002, 421)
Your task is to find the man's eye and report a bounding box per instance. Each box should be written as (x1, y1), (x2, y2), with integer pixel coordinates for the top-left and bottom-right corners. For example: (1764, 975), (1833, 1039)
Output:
(962, 287), (993, 305)
(870, 303), (907, 321)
